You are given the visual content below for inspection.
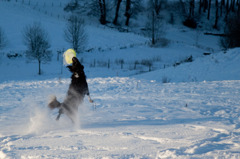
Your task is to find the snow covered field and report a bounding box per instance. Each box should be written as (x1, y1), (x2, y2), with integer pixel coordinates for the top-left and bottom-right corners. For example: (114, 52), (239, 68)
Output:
(0, 78), (240, 158)
(1, 0), (240, 158)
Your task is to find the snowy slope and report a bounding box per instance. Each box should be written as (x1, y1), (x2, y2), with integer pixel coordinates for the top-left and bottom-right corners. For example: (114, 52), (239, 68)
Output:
(136, 48), (240, 83)
(1, 0), (240, 158)
(0, 1), (68, 51)
(0, 0), (147, 52)
(0, 78), (240, 158)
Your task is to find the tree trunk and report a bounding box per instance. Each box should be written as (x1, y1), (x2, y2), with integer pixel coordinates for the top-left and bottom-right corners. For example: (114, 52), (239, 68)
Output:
(226, 0), (230, 20)
(226, 0), (229, 12)
(230, 0), (235, 12)
(190, 0), (193, 17)
(220, 0), (224, 16)
(199, 0), (202, 14)
(193, 0), (195, 16)
(99, 0), (106, 24)
(238, 0), (240, 17)
(125, 0), (131, 26)
(208, 0), (211, 20)
(154, 0), (161, 15)
(203, 0), (208, 12)
(152, 10), (155, 45)
(189, 0), (195, 17)
(113, 0), (122, 25)
(214, 0), (219, 29)
(233, 0), (236, 12)
(38, 59), (41, 75)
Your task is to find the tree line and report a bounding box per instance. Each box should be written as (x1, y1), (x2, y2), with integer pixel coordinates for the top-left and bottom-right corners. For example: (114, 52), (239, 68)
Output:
(66, 0), (240, 48)
(66, 0), (240, 28)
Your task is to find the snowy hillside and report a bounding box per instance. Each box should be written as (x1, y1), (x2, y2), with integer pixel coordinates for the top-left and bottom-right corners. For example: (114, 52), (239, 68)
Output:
(1, 0), (240, 158)
(136, 48), (240, 83)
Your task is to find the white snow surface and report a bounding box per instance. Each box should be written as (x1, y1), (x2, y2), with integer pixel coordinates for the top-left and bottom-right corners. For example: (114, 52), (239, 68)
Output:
(0, 0), (240, 159)
(1, 78), (240, 158)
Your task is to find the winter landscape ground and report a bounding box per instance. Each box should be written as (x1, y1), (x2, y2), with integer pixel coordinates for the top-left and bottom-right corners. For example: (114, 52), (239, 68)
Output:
(0, 0), (240, 159)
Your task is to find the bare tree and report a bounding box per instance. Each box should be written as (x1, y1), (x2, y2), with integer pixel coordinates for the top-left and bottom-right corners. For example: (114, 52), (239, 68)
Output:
(99, 0), (107, 24)
(113, 0), (122, 25)
(220, 0), (225, 16)
(213, 0), (219, 29)
(203, 0), (208, 12)
(0, 27), (7, 50)
(207, 0), (212, 20)
(147, 0), (165, 45)
(125, 0), (131, 26)
(230, 0), (236, 12)
(23, 22), (52, 75)
(226, 0), (230, 19)
(189, 0), (195, 17)
(64, 15), (87, 53)
(199, 0), (202, 14)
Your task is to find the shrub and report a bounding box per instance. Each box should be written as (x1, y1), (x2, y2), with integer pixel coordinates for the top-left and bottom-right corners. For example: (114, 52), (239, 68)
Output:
(183, 18), (197, 29)
(141, 60), (153, 72)
(162, 76), (171, 83)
